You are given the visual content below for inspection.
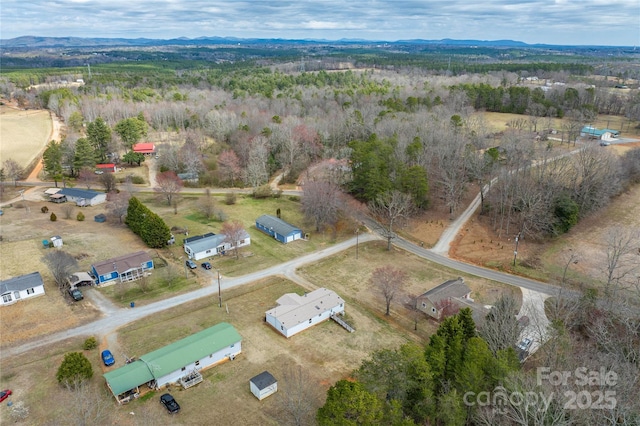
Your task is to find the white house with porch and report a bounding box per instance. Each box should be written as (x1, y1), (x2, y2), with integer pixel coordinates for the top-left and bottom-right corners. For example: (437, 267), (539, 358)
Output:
(184, 231), (250, 261)
(103, 323), (242, 404)
(1, 272), (46, 306)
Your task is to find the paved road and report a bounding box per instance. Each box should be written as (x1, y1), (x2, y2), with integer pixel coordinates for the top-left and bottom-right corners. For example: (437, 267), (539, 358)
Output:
(1, 233), (380, 358)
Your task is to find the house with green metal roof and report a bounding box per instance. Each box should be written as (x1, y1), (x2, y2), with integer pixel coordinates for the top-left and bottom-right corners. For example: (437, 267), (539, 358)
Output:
(580, 126), (619, 140)
(104, 322), (242, 403)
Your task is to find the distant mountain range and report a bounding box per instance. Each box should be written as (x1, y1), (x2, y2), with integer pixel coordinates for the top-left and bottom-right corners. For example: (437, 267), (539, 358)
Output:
(0, 35), (604, 49)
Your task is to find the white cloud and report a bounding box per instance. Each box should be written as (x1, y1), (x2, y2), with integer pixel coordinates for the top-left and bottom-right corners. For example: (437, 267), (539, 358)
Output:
(1, 0), (638, 45)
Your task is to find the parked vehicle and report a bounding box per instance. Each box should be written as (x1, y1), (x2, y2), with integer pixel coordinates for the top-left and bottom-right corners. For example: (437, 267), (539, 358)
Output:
(186, 259), (197, 269)
(0, 389), (11, 403)
(517, 338), (532, 351)
(160, 393), (180, 414)
(600, 141), (611, 146)
(69, 287), (84, 301)
(201, 262), (212, 270)
(101, 349), (115, 366)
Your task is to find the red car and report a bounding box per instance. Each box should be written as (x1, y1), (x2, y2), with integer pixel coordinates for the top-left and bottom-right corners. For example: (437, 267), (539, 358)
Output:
(0, 389), (11, 403)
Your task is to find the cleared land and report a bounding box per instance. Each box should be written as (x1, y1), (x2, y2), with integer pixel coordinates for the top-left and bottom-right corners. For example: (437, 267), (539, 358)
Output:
(0, 106), (52, 169)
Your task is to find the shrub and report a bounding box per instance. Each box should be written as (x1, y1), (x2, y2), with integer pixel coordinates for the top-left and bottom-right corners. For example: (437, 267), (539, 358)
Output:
(130, 175), (145, 184)
(50, 212), (57, 221)
(225, 192), (237, 205)
(252, 184), (273, 199)
(41, 206), (49, 213)
(56, 352), (93, 386)
(288, 195), (300, 202)
(77, 211), (85, 221)
(83, 336), (98, 350)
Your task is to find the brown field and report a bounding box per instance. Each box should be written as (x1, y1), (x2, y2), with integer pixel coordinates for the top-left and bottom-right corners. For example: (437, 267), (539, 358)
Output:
(1, 109), (638, 423)
(0, 105), (52, 169)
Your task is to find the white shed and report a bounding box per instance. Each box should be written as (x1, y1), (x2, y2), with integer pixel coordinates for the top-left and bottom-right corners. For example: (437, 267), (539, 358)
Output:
(250, 371), (277, 400)
(50, 236), (63, 248)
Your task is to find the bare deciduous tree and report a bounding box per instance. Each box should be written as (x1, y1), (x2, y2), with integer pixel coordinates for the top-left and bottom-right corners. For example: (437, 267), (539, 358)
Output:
(61, 203), (75, 219)
(368, 190), (414, 251)
(42, 250), (78, 293)
(602, 226), (640, 305)
(3, 158), (24, 186)
(479, 294), (520, 355)
(277, 364), (323, 426)
(98, 172), (117, 193)
(154, 171), (183, 205)
(77, 167), (96, 189)
(221, 220), (247, 260)
(59, 379), (114, 426)
(301, 179), (341, 232)
(198, 188), (216, 220)
(217, 149), (243, 185)
(106, 191), (131, 224)
(370, 265), (407, 316)
(245, 135), (270, 187)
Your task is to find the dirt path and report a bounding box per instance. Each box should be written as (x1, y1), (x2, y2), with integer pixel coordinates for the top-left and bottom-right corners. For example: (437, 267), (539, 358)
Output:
(25, 111), (63, 182)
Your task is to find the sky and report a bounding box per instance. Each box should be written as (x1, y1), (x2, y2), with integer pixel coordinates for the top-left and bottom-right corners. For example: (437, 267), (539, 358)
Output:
(1, 0), (639, 46)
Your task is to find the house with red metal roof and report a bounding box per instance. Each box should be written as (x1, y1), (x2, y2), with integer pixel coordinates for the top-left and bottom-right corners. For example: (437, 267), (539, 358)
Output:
(132, 143), (156, 155)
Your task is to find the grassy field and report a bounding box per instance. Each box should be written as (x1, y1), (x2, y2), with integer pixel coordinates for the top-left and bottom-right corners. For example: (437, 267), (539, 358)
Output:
(0, 106), (51, 169)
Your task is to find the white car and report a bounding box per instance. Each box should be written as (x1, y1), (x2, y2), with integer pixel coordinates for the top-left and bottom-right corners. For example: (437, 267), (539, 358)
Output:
(517, 338), (532, 351)
(599, 141), (611, 146)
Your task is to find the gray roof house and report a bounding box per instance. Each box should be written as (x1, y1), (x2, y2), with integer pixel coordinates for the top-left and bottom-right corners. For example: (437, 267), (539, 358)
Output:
(91, 251), (154, 286)
(265, 288), (345, 338)
(416, 277), (474, 321)
(184, 231), (251, 261)
(58, 188), (107, 206)
(1, 272), (46, 306)
(255, 215), (302, 244)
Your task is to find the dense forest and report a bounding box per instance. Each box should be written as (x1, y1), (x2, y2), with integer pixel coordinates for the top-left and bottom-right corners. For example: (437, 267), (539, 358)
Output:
(1, 42), (639, 424)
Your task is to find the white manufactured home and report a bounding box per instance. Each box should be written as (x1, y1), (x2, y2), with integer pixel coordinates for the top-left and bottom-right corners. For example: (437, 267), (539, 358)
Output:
(1, 272), (46, 306)
(265, 288), (345, 338)
(104, 322), (242, 404)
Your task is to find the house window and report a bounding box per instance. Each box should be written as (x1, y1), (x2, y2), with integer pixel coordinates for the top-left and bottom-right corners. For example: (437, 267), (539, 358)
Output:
(281, 325), (284, 330)
(230, 344), (234, 348)
(206, 250), (211, 254)
(422, 302), (427, 308)
(240, 239), (245, 244)
(309, 319), (312, 324)
(431, 307), (436, 313)
(195, 361), (200, 366)
(26, 288), (35, 295)
(2, 294), (12, 303)
(181, 367), (186, 371)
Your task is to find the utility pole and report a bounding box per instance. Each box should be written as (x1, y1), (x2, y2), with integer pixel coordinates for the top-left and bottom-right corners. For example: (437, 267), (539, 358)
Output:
(216, 268), (222, 308)
(513, 233), (520, 267)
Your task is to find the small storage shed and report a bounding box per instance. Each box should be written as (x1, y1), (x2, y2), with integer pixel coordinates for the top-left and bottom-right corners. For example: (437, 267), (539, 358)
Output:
(50, 236), (63, 248)
(255, 214), (302, 244)
(250, 371), (277, 400)
(96, 163), (116, 173)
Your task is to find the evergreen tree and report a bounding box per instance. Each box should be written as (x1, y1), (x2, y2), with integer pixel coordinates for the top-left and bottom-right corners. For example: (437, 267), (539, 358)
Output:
(86, 117), (111, 162)
(317, 380), (384, 426)
(114, 117), (147, 149)
(73, 137), (97, 172)
(43, 140), (63, 186)
(56, 352), (93, 387)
